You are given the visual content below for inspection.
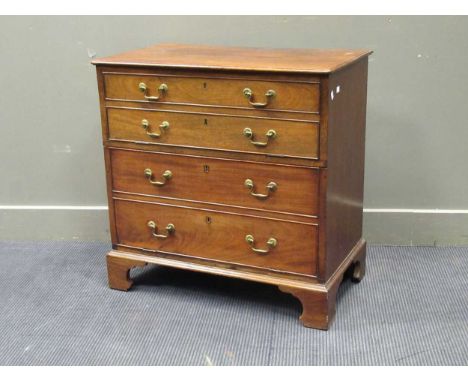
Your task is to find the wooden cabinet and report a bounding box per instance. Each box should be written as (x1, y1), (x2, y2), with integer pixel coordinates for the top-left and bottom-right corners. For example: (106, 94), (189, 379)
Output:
(93, 43), (371, 329)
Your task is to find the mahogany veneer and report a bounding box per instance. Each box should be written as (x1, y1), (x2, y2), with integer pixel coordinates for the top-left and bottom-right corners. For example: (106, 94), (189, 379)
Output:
(93, 43), (371, 329)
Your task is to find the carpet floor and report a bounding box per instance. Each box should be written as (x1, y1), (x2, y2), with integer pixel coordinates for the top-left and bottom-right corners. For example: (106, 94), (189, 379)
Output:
(0, 241), (466, 365)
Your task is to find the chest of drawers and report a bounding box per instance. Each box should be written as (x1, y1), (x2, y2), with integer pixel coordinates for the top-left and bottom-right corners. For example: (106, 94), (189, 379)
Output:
(92, 44), (371, 330)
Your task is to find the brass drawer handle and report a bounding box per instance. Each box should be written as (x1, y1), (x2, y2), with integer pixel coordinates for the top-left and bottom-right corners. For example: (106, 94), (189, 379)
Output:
(147, 220), (175, 239)
(144, 168), (172, 187)
(245, 234), (277, 254)
(244, 179), (277, 199)
(141, 119), (169, 138)
(243, 127), (276, 147)
(138, 82), (168, 101)
(243, 87), (276, 108)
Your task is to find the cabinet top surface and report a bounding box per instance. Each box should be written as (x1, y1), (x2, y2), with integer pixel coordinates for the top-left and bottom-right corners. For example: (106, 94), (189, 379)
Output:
(92, 43), (372, 74)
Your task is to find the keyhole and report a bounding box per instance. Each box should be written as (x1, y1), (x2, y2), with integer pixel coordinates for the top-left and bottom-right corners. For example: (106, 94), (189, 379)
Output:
(203, 82), (207, 89)
(204, 118), (208, 125)
(205, 216), (212, 224)
(203, 165), (210, 173)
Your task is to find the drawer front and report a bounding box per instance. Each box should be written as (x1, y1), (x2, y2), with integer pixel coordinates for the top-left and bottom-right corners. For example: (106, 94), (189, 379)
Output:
(107, 108), (319, 159)
(114, 199), (318, 276)
(104, 74), (320, 113)
(110, 149), (320, 216)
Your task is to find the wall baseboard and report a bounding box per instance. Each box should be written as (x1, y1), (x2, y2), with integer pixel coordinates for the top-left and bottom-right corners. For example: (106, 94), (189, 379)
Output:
(0, 205), (109, 210)
(1, 207), (467, 245)
(363, 211), (468, 246)
(0, 209), (111, 241)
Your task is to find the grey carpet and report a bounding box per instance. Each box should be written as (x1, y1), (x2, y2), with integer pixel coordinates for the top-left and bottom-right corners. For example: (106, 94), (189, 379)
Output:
(0, 241), (466, 366)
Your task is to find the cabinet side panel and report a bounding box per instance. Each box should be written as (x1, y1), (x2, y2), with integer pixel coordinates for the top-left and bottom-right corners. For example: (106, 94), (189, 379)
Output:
(325, 59), (368, 279)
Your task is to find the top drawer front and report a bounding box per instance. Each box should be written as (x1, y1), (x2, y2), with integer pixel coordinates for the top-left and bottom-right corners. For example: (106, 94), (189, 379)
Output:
(103, 73), (320, 113)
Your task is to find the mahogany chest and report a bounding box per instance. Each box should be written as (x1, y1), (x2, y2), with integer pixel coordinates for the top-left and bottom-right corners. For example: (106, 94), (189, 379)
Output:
(92, 44), (371, 329)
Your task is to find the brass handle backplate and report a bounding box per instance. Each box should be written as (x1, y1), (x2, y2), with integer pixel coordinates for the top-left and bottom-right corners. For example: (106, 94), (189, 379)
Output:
(147, 220), (175, 239)
(244, 179), (277, 199)
(245, 234), (277, 254)
(243, 127), (277, 147)
(243, 87), (276, 108)
(139, 82), (168, 101)
(141, 119), (169, 138)
(144, 168), (172, 187)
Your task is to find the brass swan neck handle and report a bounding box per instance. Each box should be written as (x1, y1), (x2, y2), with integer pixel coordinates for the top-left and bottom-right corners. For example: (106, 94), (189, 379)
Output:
(138, 82), (168, 101)
(147, 220), (175, 239)
(141, 119), (169, 138)
(243, 87), (276, 108)
(244, 179), (277, 199)
(144, 168), (172, 187)
(243, 127), (276, 147)
(245, 234), (277, 254)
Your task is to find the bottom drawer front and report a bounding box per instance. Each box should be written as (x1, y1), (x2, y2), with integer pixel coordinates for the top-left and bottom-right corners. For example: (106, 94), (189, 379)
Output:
(114, 199), (318, 276)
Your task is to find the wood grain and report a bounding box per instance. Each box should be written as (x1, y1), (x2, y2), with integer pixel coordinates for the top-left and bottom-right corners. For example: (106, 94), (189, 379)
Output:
(114, 198), (319, 276)
(107, 107), (320, 160)
(103, 73), (320, 113)
(106, 253), (147, 291)
(97, 70), (118, 246)
(109, 148), (320, 216)
(92, 43), (372, 74)
(279, 238), (366, 329)
(323, 58), (368, 280)
(112, 191), (318, 224)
